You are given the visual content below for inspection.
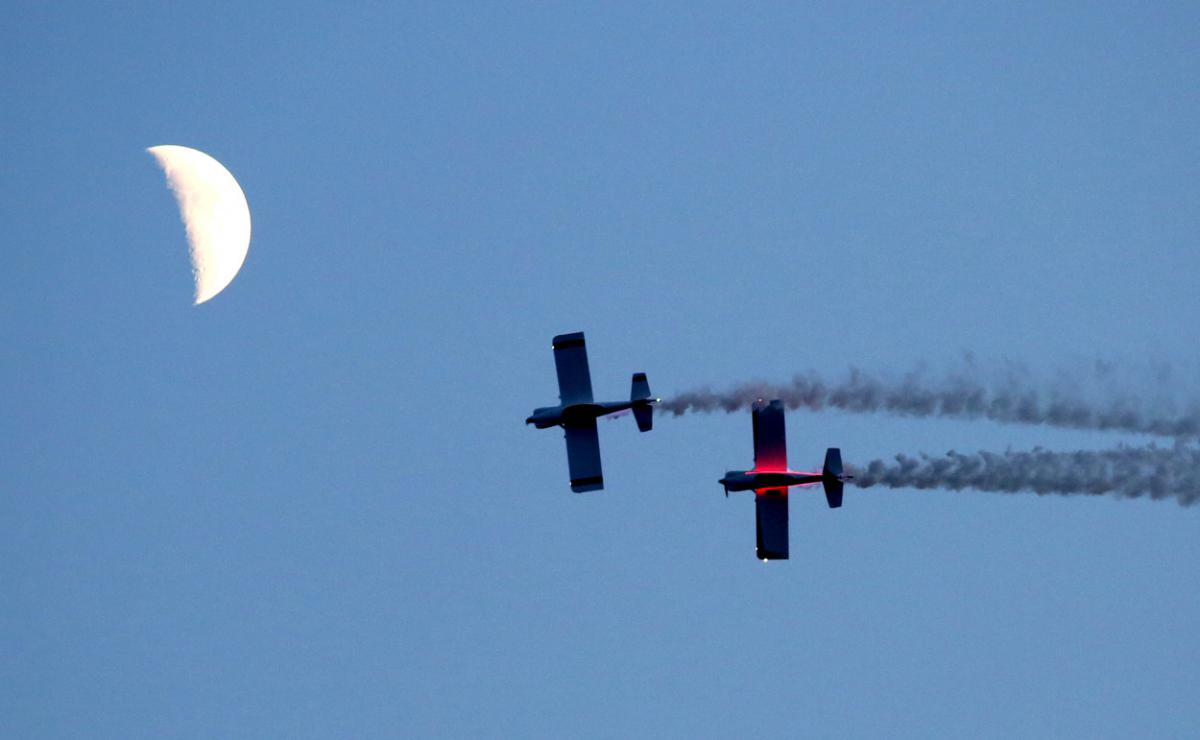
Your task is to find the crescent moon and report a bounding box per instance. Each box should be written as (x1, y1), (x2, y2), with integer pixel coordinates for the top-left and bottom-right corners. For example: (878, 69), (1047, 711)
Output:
(148, 145), (251, 304)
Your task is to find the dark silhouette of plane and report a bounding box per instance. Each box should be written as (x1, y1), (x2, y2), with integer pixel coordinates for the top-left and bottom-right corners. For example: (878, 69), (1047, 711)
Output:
(719, 399), (852, 560)
(527, 332), (659, 492)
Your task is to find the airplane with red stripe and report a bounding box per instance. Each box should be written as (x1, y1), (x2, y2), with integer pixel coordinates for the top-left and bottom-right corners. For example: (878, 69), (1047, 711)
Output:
(718, 399), (852, 560)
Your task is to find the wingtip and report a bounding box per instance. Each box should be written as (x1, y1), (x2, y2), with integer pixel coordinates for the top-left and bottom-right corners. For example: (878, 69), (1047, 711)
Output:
(570, 475), (604, 493)
(552, 332), (586, 350)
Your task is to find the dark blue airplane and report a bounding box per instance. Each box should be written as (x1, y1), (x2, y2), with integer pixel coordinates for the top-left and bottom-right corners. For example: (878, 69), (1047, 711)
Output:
(527, 332), (659, 492)
(719, 399), (852, 560)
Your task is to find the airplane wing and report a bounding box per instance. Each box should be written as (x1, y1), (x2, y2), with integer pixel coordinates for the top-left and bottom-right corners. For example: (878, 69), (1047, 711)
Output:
(752, 399), (788, 471)
(564, 420), (603, 492)
(755, 489), (789, 559)
(552, 332), (594, 405)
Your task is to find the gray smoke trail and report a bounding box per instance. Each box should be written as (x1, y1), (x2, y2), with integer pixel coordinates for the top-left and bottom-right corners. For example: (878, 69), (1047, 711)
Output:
(662, 365), (1200, 438)
(851, 444), (1200, 505)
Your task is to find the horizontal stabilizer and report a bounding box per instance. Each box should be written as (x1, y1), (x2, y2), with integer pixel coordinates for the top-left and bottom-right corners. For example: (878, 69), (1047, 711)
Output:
(630, 372), (652, 401)
(633, 405), (653, 432)
(631, 373), (654, 432)
(823, 447), (843, 478)
(823, 448), (845, 508)
(823, 479), (843, 509)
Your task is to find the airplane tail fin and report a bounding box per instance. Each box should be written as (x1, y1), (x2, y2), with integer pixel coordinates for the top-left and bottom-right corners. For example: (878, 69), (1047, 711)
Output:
(822, 447), (846, 509)
(631, 372), (655, 432)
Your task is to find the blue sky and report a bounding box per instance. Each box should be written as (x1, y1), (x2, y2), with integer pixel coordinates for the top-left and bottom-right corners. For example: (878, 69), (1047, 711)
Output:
(3, 3), (1199, 737)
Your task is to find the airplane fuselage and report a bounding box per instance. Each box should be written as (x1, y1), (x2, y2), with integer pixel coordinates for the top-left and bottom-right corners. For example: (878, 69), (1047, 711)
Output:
(719, 470), (824, 492)
(526, 399), (652, 429)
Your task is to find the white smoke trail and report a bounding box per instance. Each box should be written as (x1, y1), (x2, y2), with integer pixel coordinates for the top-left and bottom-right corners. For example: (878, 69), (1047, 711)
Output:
(662, 364), (1200, 438)
(851, 444), (1200, 505)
